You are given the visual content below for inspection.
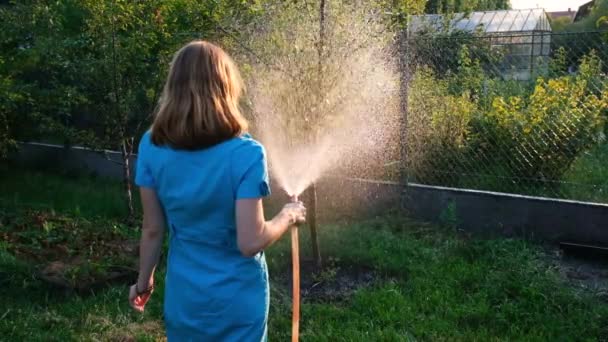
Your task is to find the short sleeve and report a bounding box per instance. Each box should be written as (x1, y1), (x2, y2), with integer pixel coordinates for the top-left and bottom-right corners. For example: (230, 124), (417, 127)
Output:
(135, 132), (156, 189)
(232, 141), (271, 199)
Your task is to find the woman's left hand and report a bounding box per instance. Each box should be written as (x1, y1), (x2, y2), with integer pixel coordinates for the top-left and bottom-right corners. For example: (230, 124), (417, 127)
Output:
(129, 283), (154, 313)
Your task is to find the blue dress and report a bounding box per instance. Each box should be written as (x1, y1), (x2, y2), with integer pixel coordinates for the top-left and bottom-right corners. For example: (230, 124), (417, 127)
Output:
(135, 131), (271, 341)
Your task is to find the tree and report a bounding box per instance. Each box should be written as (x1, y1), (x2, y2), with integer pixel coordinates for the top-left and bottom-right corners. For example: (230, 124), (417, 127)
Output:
(0, 57), (18, 158)
(424, 0), (509, 14)
(0, 0), (263, 219)
(551, 0), (608, 73)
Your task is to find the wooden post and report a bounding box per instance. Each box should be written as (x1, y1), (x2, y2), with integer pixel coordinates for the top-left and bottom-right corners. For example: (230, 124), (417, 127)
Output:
(307, 183), (322, 268)
(290, 195), (300, 342)
(291, 224), (300, 342)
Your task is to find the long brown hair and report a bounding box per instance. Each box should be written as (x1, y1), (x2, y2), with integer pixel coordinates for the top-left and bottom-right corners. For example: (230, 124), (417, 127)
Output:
(151, 41), (248, 149)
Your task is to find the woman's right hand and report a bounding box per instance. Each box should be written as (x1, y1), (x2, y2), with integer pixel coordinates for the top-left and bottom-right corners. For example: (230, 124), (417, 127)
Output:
(129, 283), (154, 313)
(281, 202), (307, 226)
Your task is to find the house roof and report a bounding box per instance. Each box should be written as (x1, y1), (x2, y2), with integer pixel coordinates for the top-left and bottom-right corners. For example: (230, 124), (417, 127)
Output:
(574, 0), (595, 22)
(409, 9), (552, 34)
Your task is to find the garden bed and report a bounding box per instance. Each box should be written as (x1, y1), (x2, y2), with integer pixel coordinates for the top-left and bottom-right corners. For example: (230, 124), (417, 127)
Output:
(281, 258), (383, 302)
(0, 208), (138, 292)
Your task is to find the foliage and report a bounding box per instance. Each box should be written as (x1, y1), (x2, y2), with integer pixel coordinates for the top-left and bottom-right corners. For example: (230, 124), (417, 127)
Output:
(551, 0), (608, 71)
(424, 0), (510, 14)
(408, 31), (503, 79)
(549, 16), (572, 32)
(482, 52), (607, 185)
(407, 40), (608, 196)
(375, 0), (427, 26)
(0, 0), (264, 217)
(0, 0), (262, 149)
(0, 56), (19, 158)
(407, 66), (476, 186)
(562, 142), (608, 202)
(557, 0), (608, 32)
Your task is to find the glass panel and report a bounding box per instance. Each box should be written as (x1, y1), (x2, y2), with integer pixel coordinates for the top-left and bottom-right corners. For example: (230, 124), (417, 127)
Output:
(486, 11), (506, 32)
(497, 10), (518, 32)
(464, 12), (485, 31)
(523, 9), (540, 31)
(410, 15), (441, 33)
(508, 11), (526, 31)
(478, 11), (496, 32)
(538, 15), (551, 31)
(452, 13), (468, 31)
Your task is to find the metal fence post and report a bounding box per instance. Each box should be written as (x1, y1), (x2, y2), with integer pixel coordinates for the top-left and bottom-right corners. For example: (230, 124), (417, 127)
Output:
(397, 19), (411, 209)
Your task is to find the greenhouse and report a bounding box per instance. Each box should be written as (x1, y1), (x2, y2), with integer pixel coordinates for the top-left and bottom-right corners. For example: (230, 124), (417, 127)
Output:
(409, 9), (553, 80)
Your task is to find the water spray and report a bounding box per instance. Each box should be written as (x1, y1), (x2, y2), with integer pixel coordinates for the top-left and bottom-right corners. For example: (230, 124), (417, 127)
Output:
(290, 194), (300, 342)
(244, 3), (402, 340)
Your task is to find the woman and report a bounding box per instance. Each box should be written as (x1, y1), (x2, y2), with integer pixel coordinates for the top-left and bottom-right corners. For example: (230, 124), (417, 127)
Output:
(128, 41), (306, 341)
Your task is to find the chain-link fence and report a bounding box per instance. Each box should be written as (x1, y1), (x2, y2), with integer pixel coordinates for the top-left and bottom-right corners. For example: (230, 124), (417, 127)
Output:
(401, 30), (608, 204)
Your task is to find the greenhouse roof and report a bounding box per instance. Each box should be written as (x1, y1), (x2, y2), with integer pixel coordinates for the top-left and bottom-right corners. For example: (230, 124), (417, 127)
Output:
(409, 9), (552, 34)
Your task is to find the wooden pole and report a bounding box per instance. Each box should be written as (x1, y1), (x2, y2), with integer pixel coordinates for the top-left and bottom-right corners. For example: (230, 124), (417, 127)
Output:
(291, 195), (300, 342)
(307, 183), (322, 268)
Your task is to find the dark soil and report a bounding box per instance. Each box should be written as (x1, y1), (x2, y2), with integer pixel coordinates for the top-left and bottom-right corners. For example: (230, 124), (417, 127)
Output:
(548, 247), (608, 301)
(283, 258), (383, 302)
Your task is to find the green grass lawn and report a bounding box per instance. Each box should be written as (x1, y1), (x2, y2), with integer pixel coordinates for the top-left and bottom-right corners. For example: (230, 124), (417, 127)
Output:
(1, 166), (607, 341)
(0, 162), (142, 219)
(562, 143), (608, 203)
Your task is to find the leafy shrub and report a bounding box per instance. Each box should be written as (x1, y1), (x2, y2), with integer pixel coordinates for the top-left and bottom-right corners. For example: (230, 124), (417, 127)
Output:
(409, 30), (503, 78)
(478, 52), (607, 188)
(408, 45), (607, 194)
(0, 57), (21, 158)
(407, 67), (476, 185)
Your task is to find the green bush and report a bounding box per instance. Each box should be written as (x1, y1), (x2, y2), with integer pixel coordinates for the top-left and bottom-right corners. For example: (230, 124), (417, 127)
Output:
(409, 31), (503, 79)
(408, 46), (607, 195)
(480, 52), (607, 187)
(0, 56), (20, 158)
(407, 67), (476, 185)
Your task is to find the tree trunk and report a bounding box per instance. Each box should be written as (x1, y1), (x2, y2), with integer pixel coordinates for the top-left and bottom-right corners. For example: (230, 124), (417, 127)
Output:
(397, 22), (410, 184)
(307, 182), (322, 268)
(120, 139), (135, 222)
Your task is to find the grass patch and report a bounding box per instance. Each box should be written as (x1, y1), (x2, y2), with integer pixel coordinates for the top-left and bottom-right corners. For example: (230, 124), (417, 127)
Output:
(1, 166), (606, 340)
(0, 162), (137, 219)
(3, 215), (606, 340)
(562, 143), (608, 203)
(267, 217), (608, 340)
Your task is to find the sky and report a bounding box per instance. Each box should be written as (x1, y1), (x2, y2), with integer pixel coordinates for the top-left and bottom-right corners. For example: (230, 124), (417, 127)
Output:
(510, 0), (591, 12)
